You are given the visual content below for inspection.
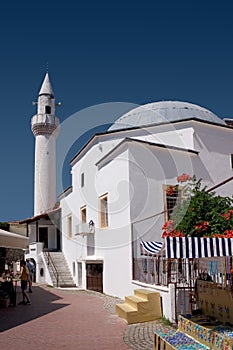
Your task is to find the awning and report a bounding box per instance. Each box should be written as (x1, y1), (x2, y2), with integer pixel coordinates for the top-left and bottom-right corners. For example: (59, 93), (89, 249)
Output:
(140, 241), (164, 255)
(0, 229), (29, 250)
(165, 237), (233, 259)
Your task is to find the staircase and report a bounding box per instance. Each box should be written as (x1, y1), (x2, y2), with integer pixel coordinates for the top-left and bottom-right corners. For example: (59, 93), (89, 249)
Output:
(116, 289), (162, 324)
(45, 251), (76, 288)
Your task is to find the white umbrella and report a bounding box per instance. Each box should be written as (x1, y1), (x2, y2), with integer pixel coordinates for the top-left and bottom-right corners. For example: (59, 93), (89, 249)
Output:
(0, 229), (29, 250)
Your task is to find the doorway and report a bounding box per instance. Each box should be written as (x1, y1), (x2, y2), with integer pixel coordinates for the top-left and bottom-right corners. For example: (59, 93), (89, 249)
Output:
(86, 263), (103, 293)
(39, 227), (48, 249)
(56, 229), (61, 251)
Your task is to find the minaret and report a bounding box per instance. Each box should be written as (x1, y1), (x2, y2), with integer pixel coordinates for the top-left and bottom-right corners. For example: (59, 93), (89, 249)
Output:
(31, 73), (60, 216)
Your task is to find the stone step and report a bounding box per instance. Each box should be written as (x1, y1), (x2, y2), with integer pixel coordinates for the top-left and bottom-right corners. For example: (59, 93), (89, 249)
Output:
(116, 289), (162, 325)
(134, 288), (157, 301)
(125, 295), (149, 310)
(116, 303), (137, 324)
(45, 252), (75, 288)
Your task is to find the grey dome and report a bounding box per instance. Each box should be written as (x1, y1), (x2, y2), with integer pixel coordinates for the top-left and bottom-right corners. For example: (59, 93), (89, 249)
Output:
(108, 101), (225, 131)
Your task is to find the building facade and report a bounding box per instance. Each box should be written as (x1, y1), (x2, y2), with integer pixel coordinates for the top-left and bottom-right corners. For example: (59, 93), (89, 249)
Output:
(59, 101), (233, 320)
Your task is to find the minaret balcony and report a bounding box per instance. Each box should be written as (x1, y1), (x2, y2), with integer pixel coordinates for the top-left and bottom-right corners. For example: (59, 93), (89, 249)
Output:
(31, 114), (60, 136)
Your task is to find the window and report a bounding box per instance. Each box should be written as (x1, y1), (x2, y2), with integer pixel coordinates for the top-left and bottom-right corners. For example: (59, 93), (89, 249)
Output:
(99, 194), (108, 228)
(67, 215), (72, 238)
(45, 105), (51, 114)
(80, 206), (87, 223)
(164, 185), (182, 221)
(81, 173), (85, 187)
(231, 154), (233, 169)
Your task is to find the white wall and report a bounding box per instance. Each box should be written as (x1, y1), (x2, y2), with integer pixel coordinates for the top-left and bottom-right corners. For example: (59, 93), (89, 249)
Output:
(128, 142), (198, 244)
(133, 127), (195, 150)
(61, 142), (134, 296)
(193, 123), (233, 196)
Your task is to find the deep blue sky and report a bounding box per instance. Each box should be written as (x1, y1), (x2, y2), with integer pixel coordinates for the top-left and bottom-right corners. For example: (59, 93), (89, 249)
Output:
(1, 1), (233, 222)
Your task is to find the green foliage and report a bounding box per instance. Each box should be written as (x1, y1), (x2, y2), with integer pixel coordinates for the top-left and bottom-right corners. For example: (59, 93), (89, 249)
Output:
(160, 316), (175, 327)
(0, 222), (9, 231)
(171, 176), (233, 237)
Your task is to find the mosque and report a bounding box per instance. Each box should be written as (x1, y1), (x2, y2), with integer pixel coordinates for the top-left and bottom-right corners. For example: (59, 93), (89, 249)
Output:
(21, 73), (233, 322)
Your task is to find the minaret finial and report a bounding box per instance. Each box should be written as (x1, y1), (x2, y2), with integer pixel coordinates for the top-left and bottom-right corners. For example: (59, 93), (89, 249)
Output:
(46, 62), (49, 73)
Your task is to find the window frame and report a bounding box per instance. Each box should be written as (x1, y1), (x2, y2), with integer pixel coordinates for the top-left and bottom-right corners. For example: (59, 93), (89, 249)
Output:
(80, 205), (87, 223)
(81, 172), (85, 188)
(163, 184), (183, 222)
(230, 154), (233, 169)
(67, 215), (72, 238)
(99, 193), (108, 229)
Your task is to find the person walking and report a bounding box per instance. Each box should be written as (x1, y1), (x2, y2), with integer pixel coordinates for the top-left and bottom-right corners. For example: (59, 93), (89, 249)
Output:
(26, 258), (35, 293)
(19, 260), (31, 305)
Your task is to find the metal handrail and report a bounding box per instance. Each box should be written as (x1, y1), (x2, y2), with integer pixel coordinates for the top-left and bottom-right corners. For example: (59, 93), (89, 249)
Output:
(44, 250), (59, 287)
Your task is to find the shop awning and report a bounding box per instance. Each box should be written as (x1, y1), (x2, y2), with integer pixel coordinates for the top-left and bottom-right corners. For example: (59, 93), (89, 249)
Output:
(140, 241), (164, 255)
(165, 237), (233, 259)
(0, 229), (29, 250)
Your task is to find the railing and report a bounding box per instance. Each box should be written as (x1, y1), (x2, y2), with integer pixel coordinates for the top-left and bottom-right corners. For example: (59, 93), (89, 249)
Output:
(44, 251), (59, 287)
(133, 257), (199, 287)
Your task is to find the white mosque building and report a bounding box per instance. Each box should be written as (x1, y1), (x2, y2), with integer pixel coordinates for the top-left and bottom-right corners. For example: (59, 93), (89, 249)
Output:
(22, 73), (233, 321)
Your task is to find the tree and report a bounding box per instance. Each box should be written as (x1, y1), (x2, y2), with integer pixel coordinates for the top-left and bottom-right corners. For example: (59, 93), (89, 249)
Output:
(0, 222), (9, 231)
(162, 175), (233, 238)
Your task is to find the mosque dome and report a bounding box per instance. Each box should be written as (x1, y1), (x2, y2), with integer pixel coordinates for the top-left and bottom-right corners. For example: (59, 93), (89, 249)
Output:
(108, 101), (225, 131)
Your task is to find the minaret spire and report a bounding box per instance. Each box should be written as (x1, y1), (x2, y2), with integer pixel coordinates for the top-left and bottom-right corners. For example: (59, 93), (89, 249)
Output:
(31, 73), (60, 215)
(39, 72), (54, 97)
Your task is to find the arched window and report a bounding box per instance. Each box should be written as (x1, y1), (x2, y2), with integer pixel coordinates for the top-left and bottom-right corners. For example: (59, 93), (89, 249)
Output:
(45, 105), (51, 114)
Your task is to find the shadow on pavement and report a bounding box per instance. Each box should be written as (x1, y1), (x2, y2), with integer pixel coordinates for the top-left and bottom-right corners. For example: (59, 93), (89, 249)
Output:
(0, 285), (69, 332)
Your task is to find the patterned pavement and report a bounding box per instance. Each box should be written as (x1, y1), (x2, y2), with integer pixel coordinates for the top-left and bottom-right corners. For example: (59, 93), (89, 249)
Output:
(0, 284), (163, 350)
(102, 292), (159, 350)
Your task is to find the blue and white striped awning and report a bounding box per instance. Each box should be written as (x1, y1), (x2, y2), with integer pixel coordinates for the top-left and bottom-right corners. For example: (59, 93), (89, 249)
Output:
(140, 241), (164, 255)
(165, 237), (233, 259)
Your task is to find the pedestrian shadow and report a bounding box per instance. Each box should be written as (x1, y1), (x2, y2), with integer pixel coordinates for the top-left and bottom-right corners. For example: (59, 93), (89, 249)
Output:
(0, 285), (69, 332)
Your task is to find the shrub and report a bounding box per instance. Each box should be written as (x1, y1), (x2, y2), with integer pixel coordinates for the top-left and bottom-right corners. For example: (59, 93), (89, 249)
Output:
(162, 175), (233, 238)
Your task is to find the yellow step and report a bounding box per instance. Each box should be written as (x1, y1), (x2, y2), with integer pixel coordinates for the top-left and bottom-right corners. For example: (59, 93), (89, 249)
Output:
(134, 288), (158, 301)
(116, 303), (137, 323)
(116, 289), (162, 324)
(125, 295), (147, 309)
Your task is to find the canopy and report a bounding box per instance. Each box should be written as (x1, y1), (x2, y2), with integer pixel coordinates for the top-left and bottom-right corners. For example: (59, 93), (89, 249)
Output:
(165, 237), (233, 259)
(140, 241), (164, 255)
(0, 229), (29, 250)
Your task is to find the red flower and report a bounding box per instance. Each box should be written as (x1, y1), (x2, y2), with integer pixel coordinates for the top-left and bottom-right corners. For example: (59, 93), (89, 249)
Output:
(221, 213), (231, 221)
(162, 220), (185, 238)
(177, 173), (192, 183)
(174, 231), (185, 237)
(162, 220), (175, 238)
(162, 229), (185, 238)
(166, 186), (175, 196)
(221, 210), (233, 221)
(195, 221), (209, 232)
(224, 230), (233, 238)
(162, 220), (175, 232)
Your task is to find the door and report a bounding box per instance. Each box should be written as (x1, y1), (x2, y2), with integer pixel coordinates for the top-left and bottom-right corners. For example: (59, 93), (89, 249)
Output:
(86, 263), (103, 293)
(39, 227), (48, 249)
(56, 229), (61, 251)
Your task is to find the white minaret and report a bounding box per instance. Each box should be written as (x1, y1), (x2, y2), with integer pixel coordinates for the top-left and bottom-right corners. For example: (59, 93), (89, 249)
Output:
(31, 73), (60, 216)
